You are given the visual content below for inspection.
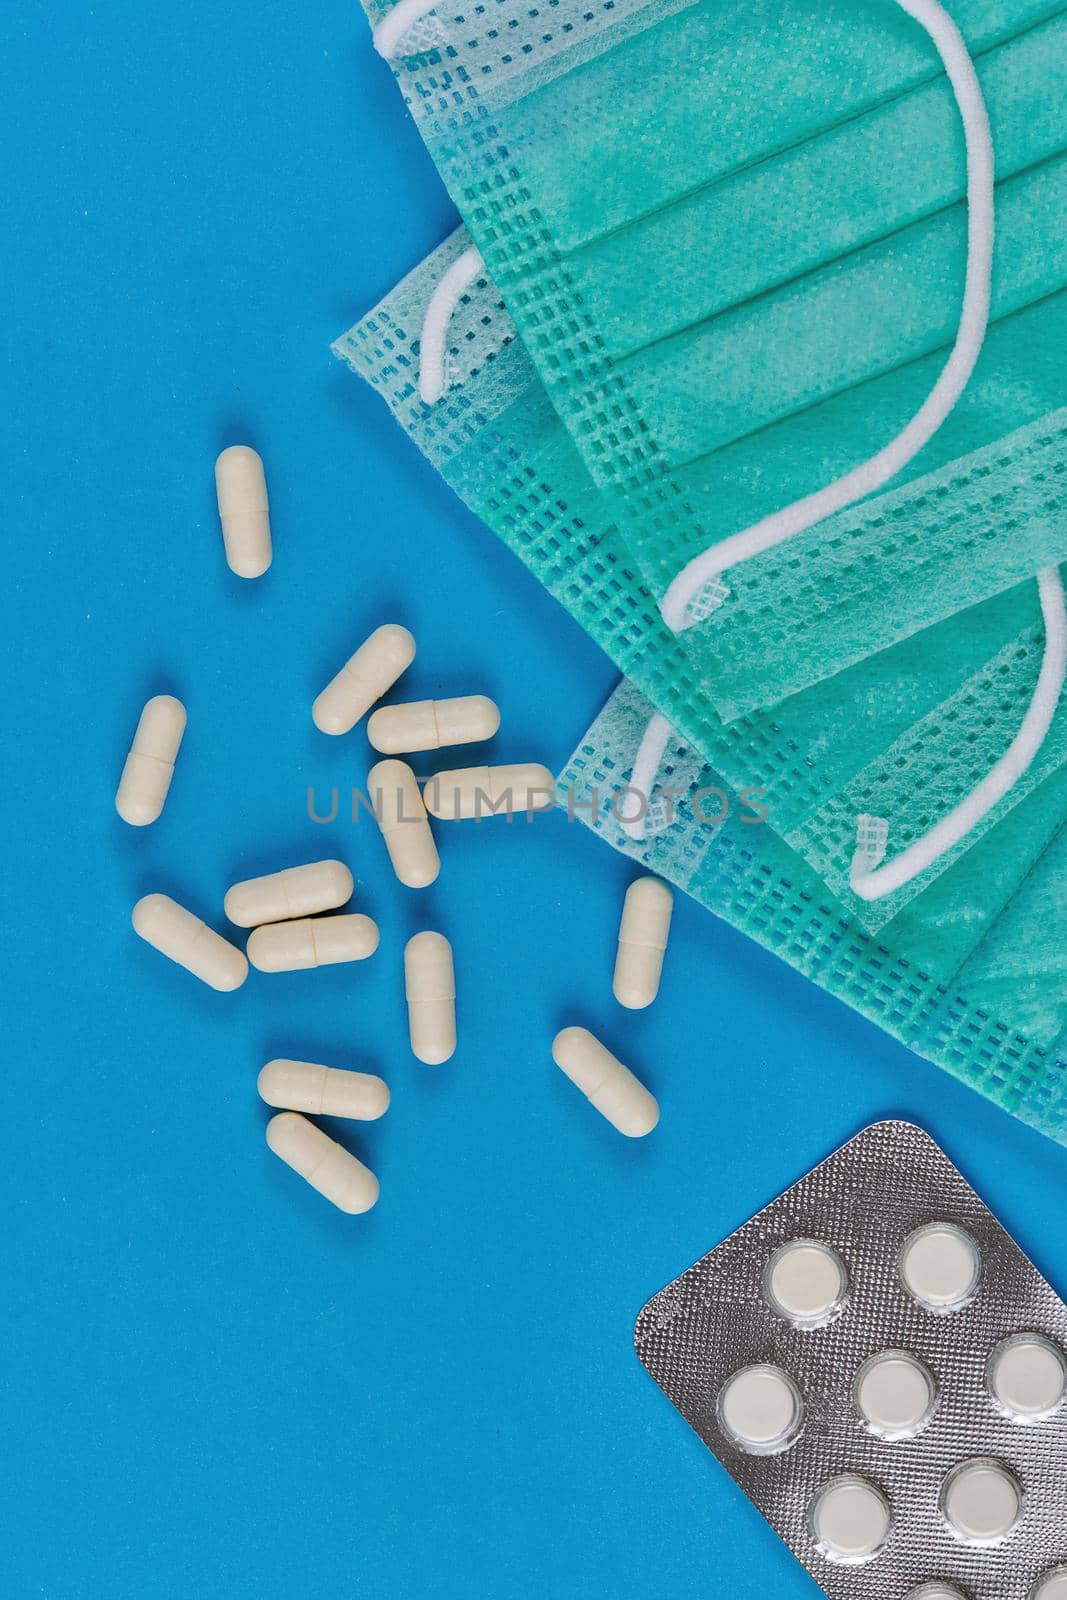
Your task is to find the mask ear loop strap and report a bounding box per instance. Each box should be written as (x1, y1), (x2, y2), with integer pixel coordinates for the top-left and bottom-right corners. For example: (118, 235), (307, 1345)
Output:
(415, 246), (486, 405)
(659, 0), (994, 633)
(621, 712), (674, 841)
(850, 563), (1067, 901)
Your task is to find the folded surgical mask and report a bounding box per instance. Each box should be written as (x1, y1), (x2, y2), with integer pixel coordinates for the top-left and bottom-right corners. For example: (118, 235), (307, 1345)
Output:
(364, 0), (1067, 910)
(557, 676), (1067, 1145)
(334, 233), (1066, 944)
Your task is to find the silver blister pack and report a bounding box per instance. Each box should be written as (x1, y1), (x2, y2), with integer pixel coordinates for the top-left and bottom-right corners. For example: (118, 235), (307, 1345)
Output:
(634, 1121), (1067, 1599)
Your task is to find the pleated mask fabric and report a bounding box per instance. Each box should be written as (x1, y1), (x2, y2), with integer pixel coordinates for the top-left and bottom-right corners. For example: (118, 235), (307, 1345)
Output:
(557, 676), (1067, 1147)
(334, 231), (1066, 936)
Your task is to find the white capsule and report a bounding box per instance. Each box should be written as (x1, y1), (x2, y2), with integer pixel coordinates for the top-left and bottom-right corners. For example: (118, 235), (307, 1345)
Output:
(265, 1112), (379, 1213)
(215, 445), (271, 578)
(246, 913), (379, 972)
(258, 1059), (390, 1120)
(367, 694), (500, 754)
(115, 695), (187, 826)
(224, 859), (353, 927)
(404, 932), (456, 1064)
(613, 875), (673, 1008)
(312, 623), (415, 736)
(551, 1026), (659, 1137)
(424, 763), (555, 820)
(132, 892), (248, 991)
(367, 759), (440, 888)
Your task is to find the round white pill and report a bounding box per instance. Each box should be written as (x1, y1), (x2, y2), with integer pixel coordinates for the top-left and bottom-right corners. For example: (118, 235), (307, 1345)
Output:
(717, 1364), (802, 1455)
(906, 1585), (968, 1600)
(988, 1333), (1066, 1421)
(765, 1239), (848, 1328)
(853, 1350), (937, 1439)
(899, 1223), (981, 1312)
(810, 1475), (892, 1564)
(1031, 1566), (1067, 1600)
(941, 1458), (1021, 1545)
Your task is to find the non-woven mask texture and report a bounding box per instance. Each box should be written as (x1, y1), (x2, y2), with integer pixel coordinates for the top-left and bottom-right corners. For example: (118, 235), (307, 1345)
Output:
(557, 677), (1067, 1146)
(335, 233), (1067, 936)
(366, 0), (1067, 648)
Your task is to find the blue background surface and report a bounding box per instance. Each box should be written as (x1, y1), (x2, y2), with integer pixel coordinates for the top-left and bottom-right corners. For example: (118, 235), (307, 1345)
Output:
(3, 4), (1065, 1596)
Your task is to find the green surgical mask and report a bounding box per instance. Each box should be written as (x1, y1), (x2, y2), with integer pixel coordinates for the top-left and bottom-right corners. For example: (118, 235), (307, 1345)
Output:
(334, 230), (1066, 939)
(557, 675), (1067, 1146)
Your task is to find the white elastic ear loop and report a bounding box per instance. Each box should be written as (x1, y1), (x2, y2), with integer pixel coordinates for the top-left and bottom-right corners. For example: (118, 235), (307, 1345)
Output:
(850, 564), (1067, 901)
(417, 246), (485, 405)
(621, 712), (673, 841)
(373, 0), (442, 59)
(659, 0), (994, 633)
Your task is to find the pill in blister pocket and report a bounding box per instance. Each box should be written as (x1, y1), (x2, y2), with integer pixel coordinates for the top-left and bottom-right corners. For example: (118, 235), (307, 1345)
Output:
(940, 1458), (1021, 1545)
(717, 1364), (803, 1455)
(1032, 1567), (1067, 1600)
(906, 1585), (968, 1600)
(765, 1239), (848, 1328)
(115, 695), (186, 825)
(312, 624), (415, 735)
(899, 1222), (981, 1312)
(809, 1475), (892, 1565)
(367, 695), (499, 753)
(987, 1333), (1066, 1421)
(853, 1350), (937, 1439)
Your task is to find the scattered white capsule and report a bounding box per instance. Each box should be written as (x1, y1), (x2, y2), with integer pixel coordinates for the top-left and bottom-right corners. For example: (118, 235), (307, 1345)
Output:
(258, 1059), (389, 1120)
(367, 694), (500, 754)
(246, 913), (379, 972)
(367, 759), (440, 888)
(424, 763), (555, 820)
(132, 892), (248, 991)
(613, 875), (673, 1008)
(265, 1112), (379, 1213)
(312, 623), (415, 735)
(215, 445), (271, 578)
(224, 859), (353, 927)
(404, 932), (456, 1064)
(115, 695), (187, 826)
(551, 1026), (659, 1137)
(940, 1458), (1021, 1545)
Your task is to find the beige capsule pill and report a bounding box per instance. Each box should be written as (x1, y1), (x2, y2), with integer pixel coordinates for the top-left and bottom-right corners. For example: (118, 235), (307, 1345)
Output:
(246, 912), (379, 972)
(312, 623), (415, 736)
(424, 763), (555, 820)
(551, 1026), (659, 1137)
(613, 875), (673, 1009)
(258, 1059), (390, 1120)
(115, 695), (187, 826)
(215, 445), (271, 578)
(265, 1112), (379, 1213)
(367, 759), (440, 888)
(367, 694), (500, 754)
(132, 892), (248, 991)
(404, 932), (456, 1064)
(224, 859), (353, 927)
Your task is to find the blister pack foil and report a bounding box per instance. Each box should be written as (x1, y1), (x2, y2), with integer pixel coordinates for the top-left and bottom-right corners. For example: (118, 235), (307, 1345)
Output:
(634, 1121), (1067, 1598)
